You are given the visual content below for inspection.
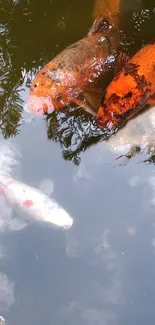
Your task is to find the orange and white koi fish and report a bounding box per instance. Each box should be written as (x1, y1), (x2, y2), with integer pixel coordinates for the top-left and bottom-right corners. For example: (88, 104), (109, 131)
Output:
(26, 15), (119, 116)
(96, 38), (155, 131)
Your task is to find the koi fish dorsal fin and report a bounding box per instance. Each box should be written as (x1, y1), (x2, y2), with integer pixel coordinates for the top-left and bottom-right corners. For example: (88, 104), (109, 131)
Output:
(88, 15), (113, 36)
(84, 87), (103, 111)
(114, 52), (130, 76)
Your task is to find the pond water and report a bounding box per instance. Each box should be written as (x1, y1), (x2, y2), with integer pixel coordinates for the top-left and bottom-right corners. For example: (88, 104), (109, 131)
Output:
(0, 0), (155, 324)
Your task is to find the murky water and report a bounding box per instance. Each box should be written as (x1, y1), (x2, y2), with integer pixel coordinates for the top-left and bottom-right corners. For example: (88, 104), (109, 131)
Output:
(0, 0), (155, 324)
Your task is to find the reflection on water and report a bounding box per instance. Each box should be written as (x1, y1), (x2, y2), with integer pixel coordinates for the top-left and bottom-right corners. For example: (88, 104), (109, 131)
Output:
(0, 1), (155, 325)
(46, 107), (106, 165)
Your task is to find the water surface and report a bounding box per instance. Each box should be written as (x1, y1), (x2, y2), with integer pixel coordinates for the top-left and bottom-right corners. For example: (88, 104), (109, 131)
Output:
(0, 1), (155, 324)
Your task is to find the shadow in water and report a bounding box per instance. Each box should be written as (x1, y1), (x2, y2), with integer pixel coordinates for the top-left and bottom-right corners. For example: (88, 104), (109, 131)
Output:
(46, 106), (110, 165)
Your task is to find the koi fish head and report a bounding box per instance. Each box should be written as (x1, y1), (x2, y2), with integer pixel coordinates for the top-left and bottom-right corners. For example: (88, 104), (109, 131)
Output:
(26, 70), (67, 114)
(44, 200), (73, 229)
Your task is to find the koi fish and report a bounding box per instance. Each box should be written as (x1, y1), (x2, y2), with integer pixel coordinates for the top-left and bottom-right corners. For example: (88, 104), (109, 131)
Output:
(106, 102), (155, 162)
(96, 38), (155, 131)
(26, 15), (119, 116)
(93, 0), (120, 27)
(0, 175), (73, 230)
(0, 317), (5, 325)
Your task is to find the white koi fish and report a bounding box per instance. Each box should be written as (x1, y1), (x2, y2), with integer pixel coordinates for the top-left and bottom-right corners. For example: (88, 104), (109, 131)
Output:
(0, 316), (5, 325)
(0, 174), (73, 230)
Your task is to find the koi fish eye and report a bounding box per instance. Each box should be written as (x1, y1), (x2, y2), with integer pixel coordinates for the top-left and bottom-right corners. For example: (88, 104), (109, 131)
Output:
(31, 82), (39, 90)
(31, 82), (44, 90)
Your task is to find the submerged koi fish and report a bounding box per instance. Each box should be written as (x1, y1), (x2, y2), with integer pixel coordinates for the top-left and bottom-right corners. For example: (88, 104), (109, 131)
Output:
(106, 103), (155, 162)
(96, 39), (155, 130)
(26, 15), (119, 116)
(0, 175), (73, 230)
(0, 317), (5, 325)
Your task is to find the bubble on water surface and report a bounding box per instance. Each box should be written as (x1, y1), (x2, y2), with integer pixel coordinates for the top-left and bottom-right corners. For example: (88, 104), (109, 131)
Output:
(20, 116), (36, 125)
(57, 20), (66, 31)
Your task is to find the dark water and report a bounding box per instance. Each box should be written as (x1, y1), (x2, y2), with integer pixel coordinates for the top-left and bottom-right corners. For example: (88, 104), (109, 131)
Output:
(0, 1), (155, 324)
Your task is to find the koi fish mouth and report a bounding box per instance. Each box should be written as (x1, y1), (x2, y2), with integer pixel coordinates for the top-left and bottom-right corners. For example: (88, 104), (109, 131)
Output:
(56, 211), (74, 229)
(24, 95), (55, 115)
(63, 219), (73, 230)
(46, 208), (74, 229)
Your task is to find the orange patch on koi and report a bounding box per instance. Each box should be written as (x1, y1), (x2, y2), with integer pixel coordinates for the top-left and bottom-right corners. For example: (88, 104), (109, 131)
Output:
(23, 200), (33, 207)
(96, 39), (155, 131)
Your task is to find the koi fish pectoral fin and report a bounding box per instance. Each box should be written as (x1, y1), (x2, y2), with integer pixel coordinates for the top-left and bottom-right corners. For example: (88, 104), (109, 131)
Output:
(9, 217), (29, 231)
(73, 98), (97, 116)
(114, 52), (130, 76)
(84, 87), (103, 112)
(147, 93), (155, 105)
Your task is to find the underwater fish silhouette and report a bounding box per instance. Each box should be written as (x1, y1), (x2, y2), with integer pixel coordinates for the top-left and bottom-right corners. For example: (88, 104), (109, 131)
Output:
(26, 15), (119, 116)
(96, 38), (155, 131)
(0, 175), (73, 230)
(106, 102), (155, 162)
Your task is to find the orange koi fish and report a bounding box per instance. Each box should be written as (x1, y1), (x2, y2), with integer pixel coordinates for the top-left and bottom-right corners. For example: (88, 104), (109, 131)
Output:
(93, 0), (120, 26)
(26, 15), (119, 116)
(96, 39), (155, 130)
